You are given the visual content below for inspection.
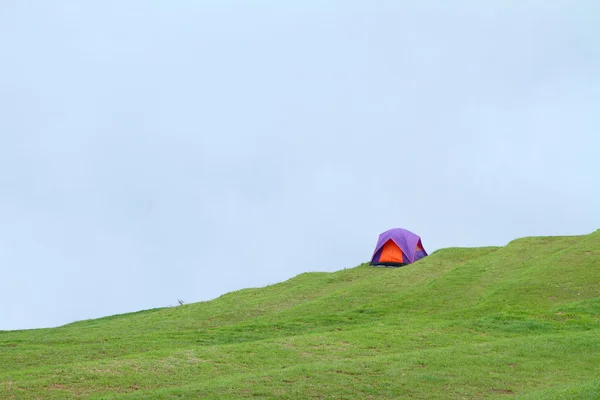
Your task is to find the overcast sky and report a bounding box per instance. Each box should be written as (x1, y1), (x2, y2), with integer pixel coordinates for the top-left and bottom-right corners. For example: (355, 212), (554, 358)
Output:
(1, 1), (599, 331)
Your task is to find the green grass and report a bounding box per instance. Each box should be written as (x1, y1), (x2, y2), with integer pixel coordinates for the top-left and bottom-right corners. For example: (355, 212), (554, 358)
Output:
(1, 230), (599, 399)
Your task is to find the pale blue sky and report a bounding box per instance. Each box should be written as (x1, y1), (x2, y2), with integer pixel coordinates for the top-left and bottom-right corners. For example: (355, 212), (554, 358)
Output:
(1, 1), (599, 330)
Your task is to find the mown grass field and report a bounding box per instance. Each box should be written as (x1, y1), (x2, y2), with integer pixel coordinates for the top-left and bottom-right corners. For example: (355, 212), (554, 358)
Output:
(1, 230), (599, 399)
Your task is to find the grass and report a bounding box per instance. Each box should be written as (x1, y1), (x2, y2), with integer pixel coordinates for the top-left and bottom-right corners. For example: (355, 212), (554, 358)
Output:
(1, 230), (599, 399)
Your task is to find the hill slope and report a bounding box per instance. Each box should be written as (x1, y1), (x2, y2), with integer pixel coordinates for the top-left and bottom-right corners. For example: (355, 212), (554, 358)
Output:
(1, 230), (599, 399)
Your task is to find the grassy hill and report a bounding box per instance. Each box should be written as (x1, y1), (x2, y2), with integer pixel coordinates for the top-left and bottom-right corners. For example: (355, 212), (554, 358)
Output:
(1, 230), (599, 399)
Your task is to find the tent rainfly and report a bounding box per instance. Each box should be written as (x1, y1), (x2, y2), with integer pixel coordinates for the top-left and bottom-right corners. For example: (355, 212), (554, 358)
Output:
(370, 228), (428, 267)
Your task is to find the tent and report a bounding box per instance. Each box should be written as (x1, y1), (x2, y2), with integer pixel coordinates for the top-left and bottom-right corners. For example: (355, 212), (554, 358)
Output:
(370, 228), (428, 267)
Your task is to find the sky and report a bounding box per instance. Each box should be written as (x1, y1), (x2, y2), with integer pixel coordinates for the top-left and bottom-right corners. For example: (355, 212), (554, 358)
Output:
(1, 1), (599, 331)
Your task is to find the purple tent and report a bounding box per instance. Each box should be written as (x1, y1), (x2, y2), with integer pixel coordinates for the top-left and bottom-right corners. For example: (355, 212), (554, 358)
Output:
(370, 228), (428, 267)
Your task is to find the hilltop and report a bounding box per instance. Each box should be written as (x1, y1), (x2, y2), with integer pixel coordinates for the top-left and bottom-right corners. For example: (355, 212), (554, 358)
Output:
(1, 230), (599, 399)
